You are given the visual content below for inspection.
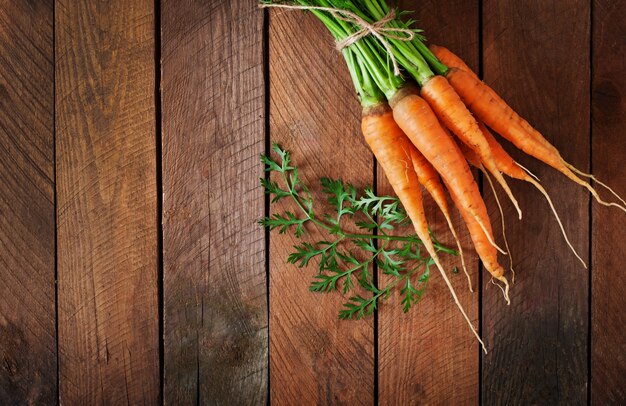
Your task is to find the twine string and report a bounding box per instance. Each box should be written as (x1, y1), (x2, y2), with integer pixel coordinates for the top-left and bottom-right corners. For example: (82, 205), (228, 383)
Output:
(259, 3), (414, 75)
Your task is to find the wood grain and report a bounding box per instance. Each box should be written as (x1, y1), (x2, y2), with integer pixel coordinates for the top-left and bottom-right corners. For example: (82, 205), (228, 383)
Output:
(55, 0), (160, 403)
(161, 1), (267, 404)
(377, 1), (481, 404)
(591, 0), (626, 403)
(0, 0), (56, 403)
(482, 1), (590, 403)
(268, 10), (374, 405)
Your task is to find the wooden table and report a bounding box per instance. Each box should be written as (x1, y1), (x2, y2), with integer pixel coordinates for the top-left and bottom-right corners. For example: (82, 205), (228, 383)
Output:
(1, 0), (624, 404)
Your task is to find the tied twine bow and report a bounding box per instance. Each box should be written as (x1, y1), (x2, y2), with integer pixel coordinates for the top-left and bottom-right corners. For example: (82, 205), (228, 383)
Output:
(259, 3), (415, 76)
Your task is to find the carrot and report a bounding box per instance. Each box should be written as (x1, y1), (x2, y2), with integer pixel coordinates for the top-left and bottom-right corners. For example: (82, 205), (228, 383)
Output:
(480, 124), (587, 268)
(361, 103), (486, 352)
(453, 133), (482, 169)
(430, 45), (570, 159)
(420, 75), (523, 220)
(429, 44), (624, 211)
(389, 89), (509, 293)
(409, 147), (472, 292)
(444, 177), (510, 304)
(452, 133), (516, 283)
(429, 44), (477, 79)
(441, 63), (626, 212)
(456, 121), (586, 267)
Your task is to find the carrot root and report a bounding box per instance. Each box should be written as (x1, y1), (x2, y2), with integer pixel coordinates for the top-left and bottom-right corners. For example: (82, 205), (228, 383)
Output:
(432, 256), (487, 353)
(442, 212), (473, 292)
(492, 276), (511, 305)
(564, 162), (626, 208)
(407, 147), (473, 292)
(570, 171), (626, 213)
(491, 170), (523, 220)
(524, 174), (588, 268)
(472, 212), (508, 255)
(483, 169), (516, 284)
(515, 161), (540, 182)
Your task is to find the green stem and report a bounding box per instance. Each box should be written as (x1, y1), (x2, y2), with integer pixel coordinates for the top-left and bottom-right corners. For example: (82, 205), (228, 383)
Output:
(374, 260), (428, 299)
(282, 179), (455, 250)
(358, 0), (435, 85)
(345, 233), (420, 242)
(282, 171), (422, 244)
(413, 41), (448, 76)
(304, 0), (404, 99)
(337, 244), (385, 280)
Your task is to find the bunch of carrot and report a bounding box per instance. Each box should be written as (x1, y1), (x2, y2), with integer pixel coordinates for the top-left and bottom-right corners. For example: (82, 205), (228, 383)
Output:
(262, 0), (624, 350)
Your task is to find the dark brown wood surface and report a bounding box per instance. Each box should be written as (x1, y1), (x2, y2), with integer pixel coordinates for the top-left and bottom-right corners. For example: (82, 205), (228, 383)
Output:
(268, 10), (375, 405)
(0, 1), (625, 404)
(161, 0), (268, 404)
(592, 0), (626, 403)
(55, 0), (160, 403)
(482, 1), (590, 404)
(377, 1), (481, 404)
(0, 0), (56, 403)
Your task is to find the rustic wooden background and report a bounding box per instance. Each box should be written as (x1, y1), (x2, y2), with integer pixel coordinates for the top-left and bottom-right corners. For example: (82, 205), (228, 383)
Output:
(0, 0), (624, 404)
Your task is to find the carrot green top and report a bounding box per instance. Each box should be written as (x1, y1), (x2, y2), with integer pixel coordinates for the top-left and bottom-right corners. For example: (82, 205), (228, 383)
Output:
(262, 0), (449, 101)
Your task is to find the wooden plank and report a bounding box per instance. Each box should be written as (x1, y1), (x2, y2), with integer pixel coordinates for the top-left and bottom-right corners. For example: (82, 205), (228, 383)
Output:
(377, 1), (480, 404)
(268, 10), (374, 405)
(161, 1), (267, 403)
(0, 0), (56, 403)
(55, 1), (160, 403)
(482, 1), (590, 403)
(591, 0), (626, 403)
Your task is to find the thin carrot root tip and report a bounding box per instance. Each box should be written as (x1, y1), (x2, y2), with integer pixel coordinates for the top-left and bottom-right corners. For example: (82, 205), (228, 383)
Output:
(516, 162), (540, 182)
(493, 171), (522, 220)
(526, 175), (588, 268)
(444, 214), (473, 292)
(474, 215), (508, 255)
(484, 170), (516, 274)
(433, 257), (487, 353)
(495, 275), (511, 305)
(564, 161), (626, 209)
(460, 256), (473, 293)
(456, 242), (473, 293)
(584, 181), (626, 213)
(561, 160), (626, 212)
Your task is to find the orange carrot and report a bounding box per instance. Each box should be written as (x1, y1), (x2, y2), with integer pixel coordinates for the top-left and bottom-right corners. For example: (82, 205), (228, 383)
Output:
(452, 132), (516, 281)
(444, 177), (510, 304)
(420, 75), (523, 219)
(361, 103), (486, 351)
(456, 122), (586, 268)
(429, 44), (477, 79)
(442, 63), (626, 212)
(431, 45), (572, 153)
(388, 89), (509, 295)
(409, 147), (472, 292)
(480, 124), (587, 268)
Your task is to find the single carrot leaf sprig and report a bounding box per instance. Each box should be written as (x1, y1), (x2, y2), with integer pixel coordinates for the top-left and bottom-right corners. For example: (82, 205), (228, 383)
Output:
(260, 144), (456, 318)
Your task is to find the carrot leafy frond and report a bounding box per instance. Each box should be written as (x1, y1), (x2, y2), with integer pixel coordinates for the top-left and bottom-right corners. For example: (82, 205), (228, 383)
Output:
(260, 145), (456, 319)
